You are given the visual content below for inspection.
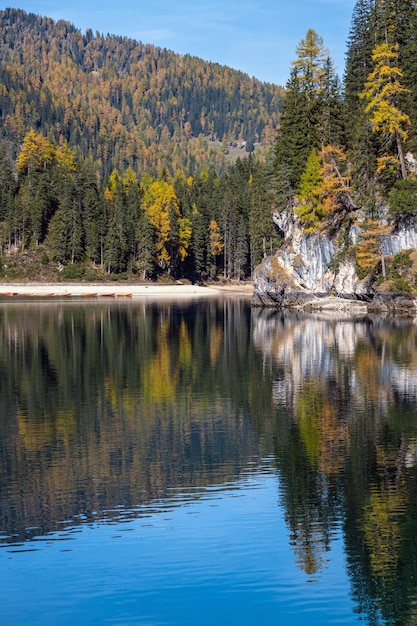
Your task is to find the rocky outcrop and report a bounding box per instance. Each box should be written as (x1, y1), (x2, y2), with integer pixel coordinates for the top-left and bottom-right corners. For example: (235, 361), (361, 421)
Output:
(252, 208), (417, 314)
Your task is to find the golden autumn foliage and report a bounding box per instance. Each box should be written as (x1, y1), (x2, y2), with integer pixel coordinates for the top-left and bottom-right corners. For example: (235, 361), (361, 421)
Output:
(362, 481), (407, 579)
(16, 129), (57, 175)
(177, 217), (193, 262)
(209, 220), (224, 257)
(318, 145), (353, 214)
(356, 219), (392, 275)
(296, 146), (353, 231)
(141, 180), (180, 267)
(0, 8), (283, 178)
(359, 42), (411, 179)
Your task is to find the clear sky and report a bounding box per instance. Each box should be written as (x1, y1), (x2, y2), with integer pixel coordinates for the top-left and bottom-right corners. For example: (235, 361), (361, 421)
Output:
(1, 1), (356, 85)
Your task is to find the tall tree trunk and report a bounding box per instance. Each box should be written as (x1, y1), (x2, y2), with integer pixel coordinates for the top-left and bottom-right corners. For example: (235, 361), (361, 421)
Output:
(397, 132), (408, 180)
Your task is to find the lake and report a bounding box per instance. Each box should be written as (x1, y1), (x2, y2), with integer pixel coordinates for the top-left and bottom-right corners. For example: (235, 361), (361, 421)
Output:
(1, 297), (417, 625)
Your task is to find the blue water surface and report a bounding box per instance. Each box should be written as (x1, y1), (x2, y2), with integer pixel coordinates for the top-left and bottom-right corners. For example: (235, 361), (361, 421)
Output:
(1, 464), (358, 626)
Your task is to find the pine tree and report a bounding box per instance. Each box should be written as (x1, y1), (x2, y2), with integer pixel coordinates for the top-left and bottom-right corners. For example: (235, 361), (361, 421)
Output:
(103, 173), (128, 273)
(0, 143), (17, 253)
(73, 160), (103, 265)
(319, 58), (346, 147)
(48, 179), (84, 264)
(249, 159), (280, 268)
(30, 174), (56, 246)
(275, 30), (341, 191)
(136, 209), (155, 279)
(344, 0), (377, 118)
(275, 68), (317, 189)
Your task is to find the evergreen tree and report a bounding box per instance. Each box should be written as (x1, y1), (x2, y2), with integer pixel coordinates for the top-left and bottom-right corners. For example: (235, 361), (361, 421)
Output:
(233, 217), (248, 281)
(103, 174), (128, 273)
(30, 173), (57, 246)
(0, 143), (17, 253)
(75, 162), (103, 267)
(249, 159), (281, 268)
(397, 1), (417, 151)
(48, 179), (84, 264)
(136, 209), (155, 279)
(319, 58), (346, 147)
(275, 30), (341, 191)
(48, 206), (69, 265)
(344, 0), (377, 119)
(275, 68), (316, 189)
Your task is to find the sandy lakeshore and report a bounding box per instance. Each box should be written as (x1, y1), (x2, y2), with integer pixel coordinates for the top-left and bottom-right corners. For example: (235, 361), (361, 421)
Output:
(0, 281), (254, 299)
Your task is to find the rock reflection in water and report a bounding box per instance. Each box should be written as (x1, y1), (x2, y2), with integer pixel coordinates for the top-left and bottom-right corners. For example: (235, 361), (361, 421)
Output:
(252, 308), (417, 624)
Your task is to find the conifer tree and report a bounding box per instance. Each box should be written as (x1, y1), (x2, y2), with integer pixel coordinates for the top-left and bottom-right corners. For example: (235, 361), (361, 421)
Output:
(30, 174), (56, 246)
(103, 173), (129, 273)
(275, 68), (316, 189)
(141, 179), (180, 271)
(293, 29), (329, 96)
(319, 145), (354, 215)
(319, 58), (345, 147)
(344, 0), (379, 206)
(249, 160), (280, 267)
(344, 0), (377, 118)
(0, 144), (17, 253)
(356, 218), (392, 277)
(275, 30), (341, 192)
(136, 209), (155, 279)
(295, 149), (325, 231)
(75, 159), (104, 266)
(360, 42), (411, 179)
(49, 178), (84, 265)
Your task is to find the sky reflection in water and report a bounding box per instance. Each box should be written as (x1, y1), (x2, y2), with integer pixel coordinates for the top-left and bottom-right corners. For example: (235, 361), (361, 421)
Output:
(1, 461), (354, 626)
(2, 300), (417, 624)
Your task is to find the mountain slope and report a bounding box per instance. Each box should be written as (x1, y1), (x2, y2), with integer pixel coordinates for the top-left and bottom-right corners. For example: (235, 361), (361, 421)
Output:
(0, 8), (284, 176)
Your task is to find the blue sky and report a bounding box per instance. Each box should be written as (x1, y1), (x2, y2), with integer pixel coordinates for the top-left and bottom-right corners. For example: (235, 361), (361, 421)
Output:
(2, 1), (356, 85)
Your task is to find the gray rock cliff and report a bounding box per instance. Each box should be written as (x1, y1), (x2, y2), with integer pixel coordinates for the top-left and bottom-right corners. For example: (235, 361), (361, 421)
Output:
(252, 208), (417, 313)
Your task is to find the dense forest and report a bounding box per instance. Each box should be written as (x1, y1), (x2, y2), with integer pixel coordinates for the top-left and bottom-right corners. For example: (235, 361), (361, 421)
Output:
(1, 2), (417, 283)
(0, 8), (282, 175)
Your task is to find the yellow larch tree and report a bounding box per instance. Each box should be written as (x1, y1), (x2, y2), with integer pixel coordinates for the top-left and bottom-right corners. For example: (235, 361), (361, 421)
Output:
(141, 180), (180, 269)
(359, 42), (411, 179)
(356, 218), (392, 278)
(318, 145), (354, 215)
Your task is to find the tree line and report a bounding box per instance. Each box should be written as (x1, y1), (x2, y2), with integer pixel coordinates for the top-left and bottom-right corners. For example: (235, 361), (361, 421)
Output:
(2, 2), (417, 282)
(0, 131), (279, 280)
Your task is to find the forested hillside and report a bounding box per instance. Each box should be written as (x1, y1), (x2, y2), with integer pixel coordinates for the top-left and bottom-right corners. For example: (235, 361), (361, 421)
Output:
(2, 2), (417, 288)
(0, 8), (283, 177)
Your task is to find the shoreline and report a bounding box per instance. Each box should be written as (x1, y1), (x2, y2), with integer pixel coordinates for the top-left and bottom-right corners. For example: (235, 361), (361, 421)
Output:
(0, 281), (254, 299)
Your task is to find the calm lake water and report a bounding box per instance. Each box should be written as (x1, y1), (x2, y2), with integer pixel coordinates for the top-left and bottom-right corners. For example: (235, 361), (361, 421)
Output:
(1, 297), (417, 625)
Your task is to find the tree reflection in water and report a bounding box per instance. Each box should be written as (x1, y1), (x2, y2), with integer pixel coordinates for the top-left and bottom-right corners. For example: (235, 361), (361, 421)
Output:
(1, 301), (417, 623)
(253, 309), (417, 624)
